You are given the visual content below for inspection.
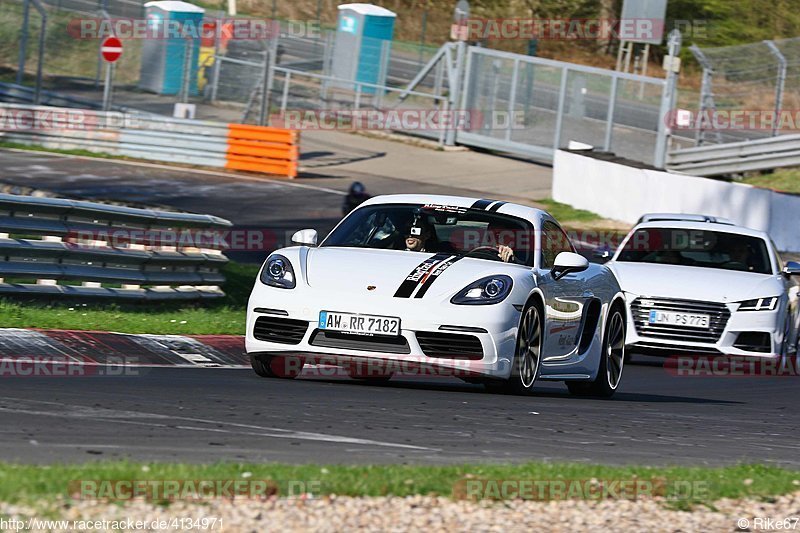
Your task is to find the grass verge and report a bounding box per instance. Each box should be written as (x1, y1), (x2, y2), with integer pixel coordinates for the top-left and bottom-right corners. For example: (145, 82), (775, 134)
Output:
(742, 169), (800, 195)
(534, 199), (602, 224)
(0, 462), (798, 508)
(0, 262), (258, 335)
(0, 141), (122, 160)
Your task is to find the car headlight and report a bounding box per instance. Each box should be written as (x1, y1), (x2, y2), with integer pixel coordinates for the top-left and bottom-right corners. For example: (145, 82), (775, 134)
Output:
(451, 275), (513, 305)
(260, 254), (296, 289)
(737, 296), (779, 311)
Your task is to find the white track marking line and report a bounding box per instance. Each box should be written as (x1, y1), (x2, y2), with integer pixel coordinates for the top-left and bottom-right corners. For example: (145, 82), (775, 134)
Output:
(0, 397), (438, 451)
(0, 148), (347, 196)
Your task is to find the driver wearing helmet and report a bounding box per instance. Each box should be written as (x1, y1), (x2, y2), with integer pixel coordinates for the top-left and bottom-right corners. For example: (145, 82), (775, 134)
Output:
(404, 213), (434, 252)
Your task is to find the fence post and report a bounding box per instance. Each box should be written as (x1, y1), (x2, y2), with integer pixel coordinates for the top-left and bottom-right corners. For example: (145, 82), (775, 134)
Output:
(180, 37), (192, 104)
(764, 40), (786, 137)
(258, 37), (277, 126)
(689, 44), (720, 146)
(31, 0), (46, 105)
(603, 74), (618, 151)
(209, 24), (223, 103)
(505, 58), (519, 141)
(280, 70), (291, 115)
(552, 66), (569, 151)
(654, 30), (681, 169)
(95, 1), (109, 89)
(16, 0), (31, 85)
(445, 40), (467, 146)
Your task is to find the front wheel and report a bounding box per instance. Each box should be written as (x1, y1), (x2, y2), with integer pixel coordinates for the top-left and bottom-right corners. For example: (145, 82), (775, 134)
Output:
(567, 305), (625, 398)
(497, 302), (543, 395)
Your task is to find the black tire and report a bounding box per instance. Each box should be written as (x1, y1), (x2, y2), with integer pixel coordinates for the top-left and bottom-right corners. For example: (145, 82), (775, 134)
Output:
(567, 304), (626, 398)
(250, 354), (304, 379)
(499, 301), (544, 395)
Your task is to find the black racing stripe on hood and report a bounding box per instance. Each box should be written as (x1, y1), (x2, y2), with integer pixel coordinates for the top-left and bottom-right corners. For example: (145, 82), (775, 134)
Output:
(470, 199), (496, 210)
(393, 253), (450, 298)
(414, 255), (463, 298)
(488, 201), (507, 212)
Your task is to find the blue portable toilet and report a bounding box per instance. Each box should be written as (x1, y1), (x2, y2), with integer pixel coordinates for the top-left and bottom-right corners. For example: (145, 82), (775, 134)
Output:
(138, 0), (205, 95)
(331, 3), (396, 94)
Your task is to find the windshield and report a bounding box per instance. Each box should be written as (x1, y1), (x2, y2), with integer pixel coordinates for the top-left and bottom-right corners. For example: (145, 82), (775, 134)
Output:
(321, 203), (534, 265)
(616, 228), (772, 274)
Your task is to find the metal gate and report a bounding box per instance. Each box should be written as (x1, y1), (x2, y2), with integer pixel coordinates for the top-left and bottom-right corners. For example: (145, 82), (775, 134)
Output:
(457, 46), (668, 165)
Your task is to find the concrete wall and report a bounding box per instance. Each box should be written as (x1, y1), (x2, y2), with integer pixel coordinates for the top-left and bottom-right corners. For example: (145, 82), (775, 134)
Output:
(552, 150), (800, 252)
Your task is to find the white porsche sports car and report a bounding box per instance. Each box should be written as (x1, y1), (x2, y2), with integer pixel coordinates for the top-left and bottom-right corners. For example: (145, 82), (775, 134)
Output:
(246, 195), (627, 396)
(607, 214), (800, 358)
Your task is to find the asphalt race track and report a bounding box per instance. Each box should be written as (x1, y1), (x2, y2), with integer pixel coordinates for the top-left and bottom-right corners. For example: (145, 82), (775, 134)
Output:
(0, 149), (798, 467)
(0, 364), (798, 466)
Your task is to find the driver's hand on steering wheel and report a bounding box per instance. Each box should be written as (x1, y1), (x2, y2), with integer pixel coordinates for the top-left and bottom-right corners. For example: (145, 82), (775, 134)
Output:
(498, 245), (515, 263)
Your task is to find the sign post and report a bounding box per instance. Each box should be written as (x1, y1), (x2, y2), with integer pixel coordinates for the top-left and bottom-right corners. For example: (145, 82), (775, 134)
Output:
(101, 36), (122, 111)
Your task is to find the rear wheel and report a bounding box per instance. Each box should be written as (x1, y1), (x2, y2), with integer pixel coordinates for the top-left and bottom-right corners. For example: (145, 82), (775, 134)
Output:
(250, 354), (304, 379)
(496, 302), (543, 395)
(567, 305), (625, 398)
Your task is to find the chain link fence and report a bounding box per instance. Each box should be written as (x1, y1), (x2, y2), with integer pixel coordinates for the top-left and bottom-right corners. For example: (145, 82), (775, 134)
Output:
(1, 0), (440, 123)
(2, 0), (682, 166)
(690, 37), (800, 145)
(459, 47), (669, 165)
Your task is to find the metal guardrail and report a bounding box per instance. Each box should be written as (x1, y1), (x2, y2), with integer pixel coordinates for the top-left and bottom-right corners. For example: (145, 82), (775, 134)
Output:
(0, 103), (300, 177)
(666, 134), (800, 176)
(0, 193), (233, 300)
(0, 82), (136, 113)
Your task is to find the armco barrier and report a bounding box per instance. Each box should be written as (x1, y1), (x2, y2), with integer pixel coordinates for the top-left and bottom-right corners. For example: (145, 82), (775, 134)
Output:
(0, 103), (299, 178)
(0, 193), (234, 300)
(552, 149), (800, 252)
(666, 134), (800, 177)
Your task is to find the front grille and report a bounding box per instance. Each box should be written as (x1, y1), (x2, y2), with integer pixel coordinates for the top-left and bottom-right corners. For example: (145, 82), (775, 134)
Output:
(630, 297), (730, 344)
(416, 331), (484, 360)
(309, 330), (411, 354)
(253, 316), (308, 345)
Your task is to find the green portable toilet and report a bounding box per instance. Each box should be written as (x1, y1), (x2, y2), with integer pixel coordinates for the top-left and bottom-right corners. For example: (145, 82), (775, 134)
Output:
(138, 0), (205, 95)
(331, 3), (396, 94)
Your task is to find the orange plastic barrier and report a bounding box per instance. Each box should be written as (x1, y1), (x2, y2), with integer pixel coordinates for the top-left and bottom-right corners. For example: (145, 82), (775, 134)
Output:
(225, 124), (299, 178)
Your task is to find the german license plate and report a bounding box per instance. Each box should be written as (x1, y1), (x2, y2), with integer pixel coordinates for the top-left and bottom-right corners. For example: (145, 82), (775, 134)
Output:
(649, 310), (710, 329)
(318, 311), (401, 336)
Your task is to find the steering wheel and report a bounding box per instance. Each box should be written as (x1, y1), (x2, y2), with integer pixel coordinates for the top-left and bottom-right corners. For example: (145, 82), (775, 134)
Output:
(465, 246), (502, 261)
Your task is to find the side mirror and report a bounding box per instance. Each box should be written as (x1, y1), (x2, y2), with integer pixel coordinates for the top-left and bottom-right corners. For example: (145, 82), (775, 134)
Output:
(291, 229), (318, 246)
(783, 261), (800, 277)
(552, 252), (589, 280)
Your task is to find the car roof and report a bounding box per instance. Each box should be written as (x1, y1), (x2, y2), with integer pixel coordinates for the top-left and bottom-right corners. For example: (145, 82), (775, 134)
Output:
(359, 194), (550, 224)
(637, 213), (736, 225)
(632, 220), (770, 240)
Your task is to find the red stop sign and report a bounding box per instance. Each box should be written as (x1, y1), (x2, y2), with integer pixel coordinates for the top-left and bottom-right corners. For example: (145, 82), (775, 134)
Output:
(101, 36), (123, 63)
